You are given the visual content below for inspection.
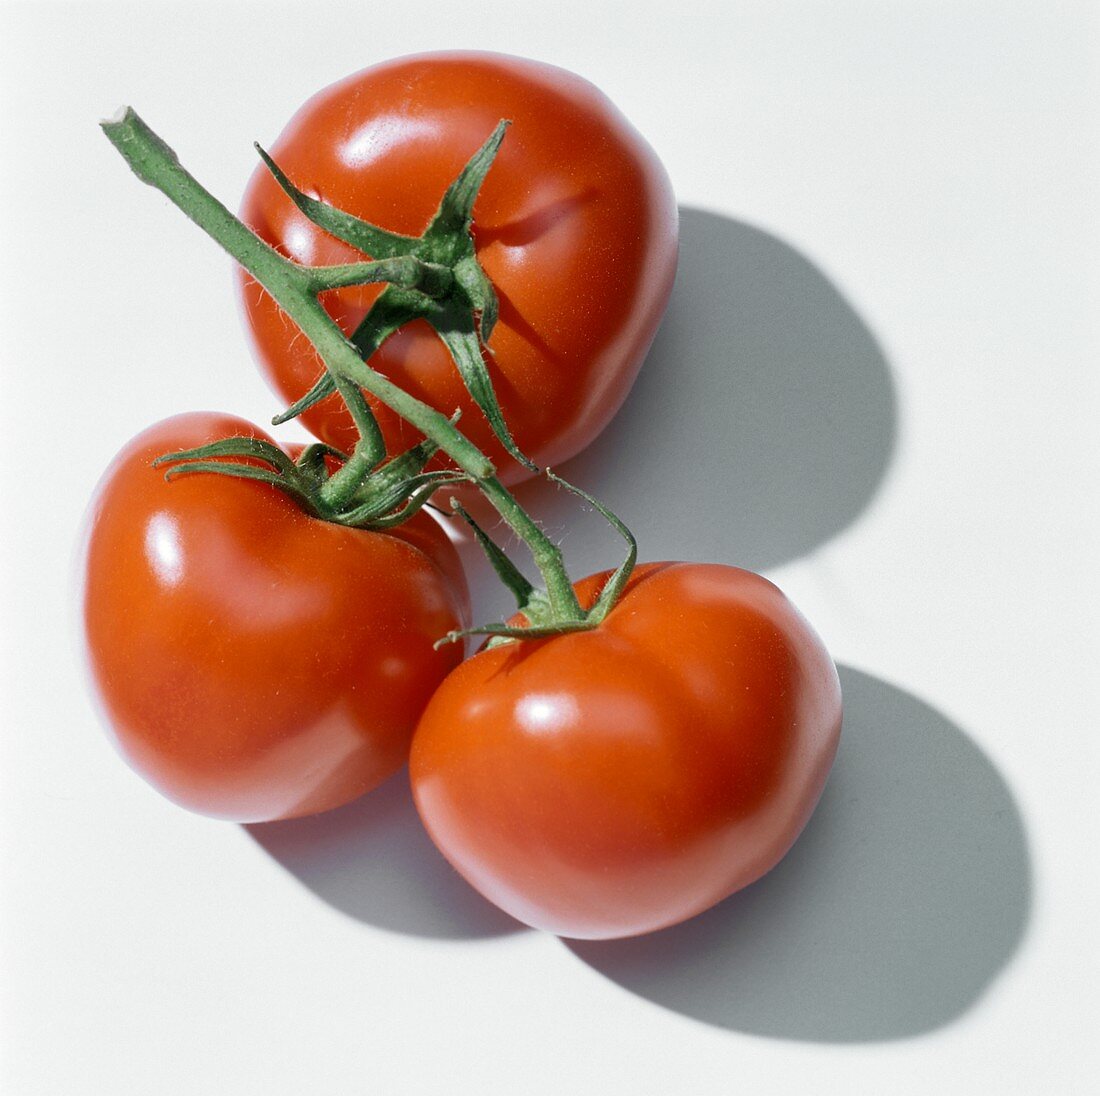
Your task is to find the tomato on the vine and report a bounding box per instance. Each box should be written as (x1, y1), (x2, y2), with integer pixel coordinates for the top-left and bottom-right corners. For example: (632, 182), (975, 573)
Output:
(239, 51), (678, 484)
(410, 563), (841, 939)
(99, 78), (843, 940)
(82, 412), (469, 823)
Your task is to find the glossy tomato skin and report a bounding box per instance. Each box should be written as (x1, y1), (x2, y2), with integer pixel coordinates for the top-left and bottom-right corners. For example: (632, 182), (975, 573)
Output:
(239, 52), (678, 484)
(410, 563), (841, 939)
(82, 412), (469, 823)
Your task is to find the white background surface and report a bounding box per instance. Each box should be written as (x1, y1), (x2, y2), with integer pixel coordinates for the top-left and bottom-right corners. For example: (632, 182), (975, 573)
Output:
(1, 2), (1097, 1092)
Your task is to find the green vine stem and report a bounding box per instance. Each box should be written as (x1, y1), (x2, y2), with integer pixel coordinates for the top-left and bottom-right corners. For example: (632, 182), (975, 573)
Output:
(102, 107), (586, 624)
(436, 469), (637, 648)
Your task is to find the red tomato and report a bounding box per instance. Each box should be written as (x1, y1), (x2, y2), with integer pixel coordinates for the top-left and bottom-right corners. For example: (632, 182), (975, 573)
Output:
(82, 412), (469, 823)
(410, 563), (841, 939)
(239, 52), (678, 484)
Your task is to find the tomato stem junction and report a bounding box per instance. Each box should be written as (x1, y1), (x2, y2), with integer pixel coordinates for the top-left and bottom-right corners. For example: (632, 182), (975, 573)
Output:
(102, 107), (596, 626)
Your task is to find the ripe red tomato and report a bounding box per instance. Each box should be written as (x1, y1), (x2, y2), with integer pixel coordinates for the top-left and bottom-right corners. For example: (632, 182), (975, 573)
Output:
(239, 51), (678, 483)
(410, 563), (842, 939)
(82, 412), (469, 823)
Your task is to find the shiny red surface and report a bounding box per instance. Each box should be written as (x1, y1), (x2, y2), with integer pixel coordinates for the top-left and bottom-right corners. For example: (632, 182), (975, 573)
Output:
(410, 563), (842, 939)
(82, 413), (469, 822)
(239, 52), (678, 484)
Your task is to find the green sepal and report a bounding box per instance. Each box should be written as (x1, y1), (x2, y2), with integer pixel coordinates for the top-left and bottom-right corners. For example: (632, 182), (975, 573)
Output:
(332, 422), (451, 521)
(346, 285), (422, 356)
(255, 144), (416, 259)
(153, 435), (299, 479)
(338, 470), (467, 527)
(426, 123), (506, 341)
(426, 121), (510, 240)
(356, 473), (468, 529)
(152, 436), (325, 513)
(272, 287), (414, 431)
(431, 304), (536, 472)
(453, 254), (499, 343)
(449, 497), (536, 609)
(156, 459), (311, 501)
(545, 469), (638, 625)
(322, 419), (438, 514)
(434, 618), (593, 651)
(360, 430), (441, 490)
(271, 372), (337, 425)
(295, 442), (348, 486)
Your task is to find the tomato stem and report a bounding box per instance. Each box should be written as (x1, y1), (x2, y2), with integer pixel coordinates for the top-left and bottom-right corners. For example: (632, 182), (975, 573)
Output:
(254, 127), (525, 465)
(101, 107), (586, 624)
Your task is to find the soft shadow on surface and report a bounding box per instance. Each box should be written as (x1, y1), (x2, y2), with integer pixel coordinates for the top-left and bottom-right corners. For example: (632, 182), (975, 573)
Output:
(568, 667), (1031, 1042)
(512, 208), (897, 575)
(245, 769), (522, 939)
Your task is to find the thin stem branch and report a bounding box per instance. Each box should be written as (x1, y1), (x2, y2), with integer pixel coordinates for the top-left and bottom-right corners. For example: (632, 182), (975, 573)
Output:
(102, 110), (490, 471)
(103, 107), (584, 622)
(477, 478), (579, 618)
